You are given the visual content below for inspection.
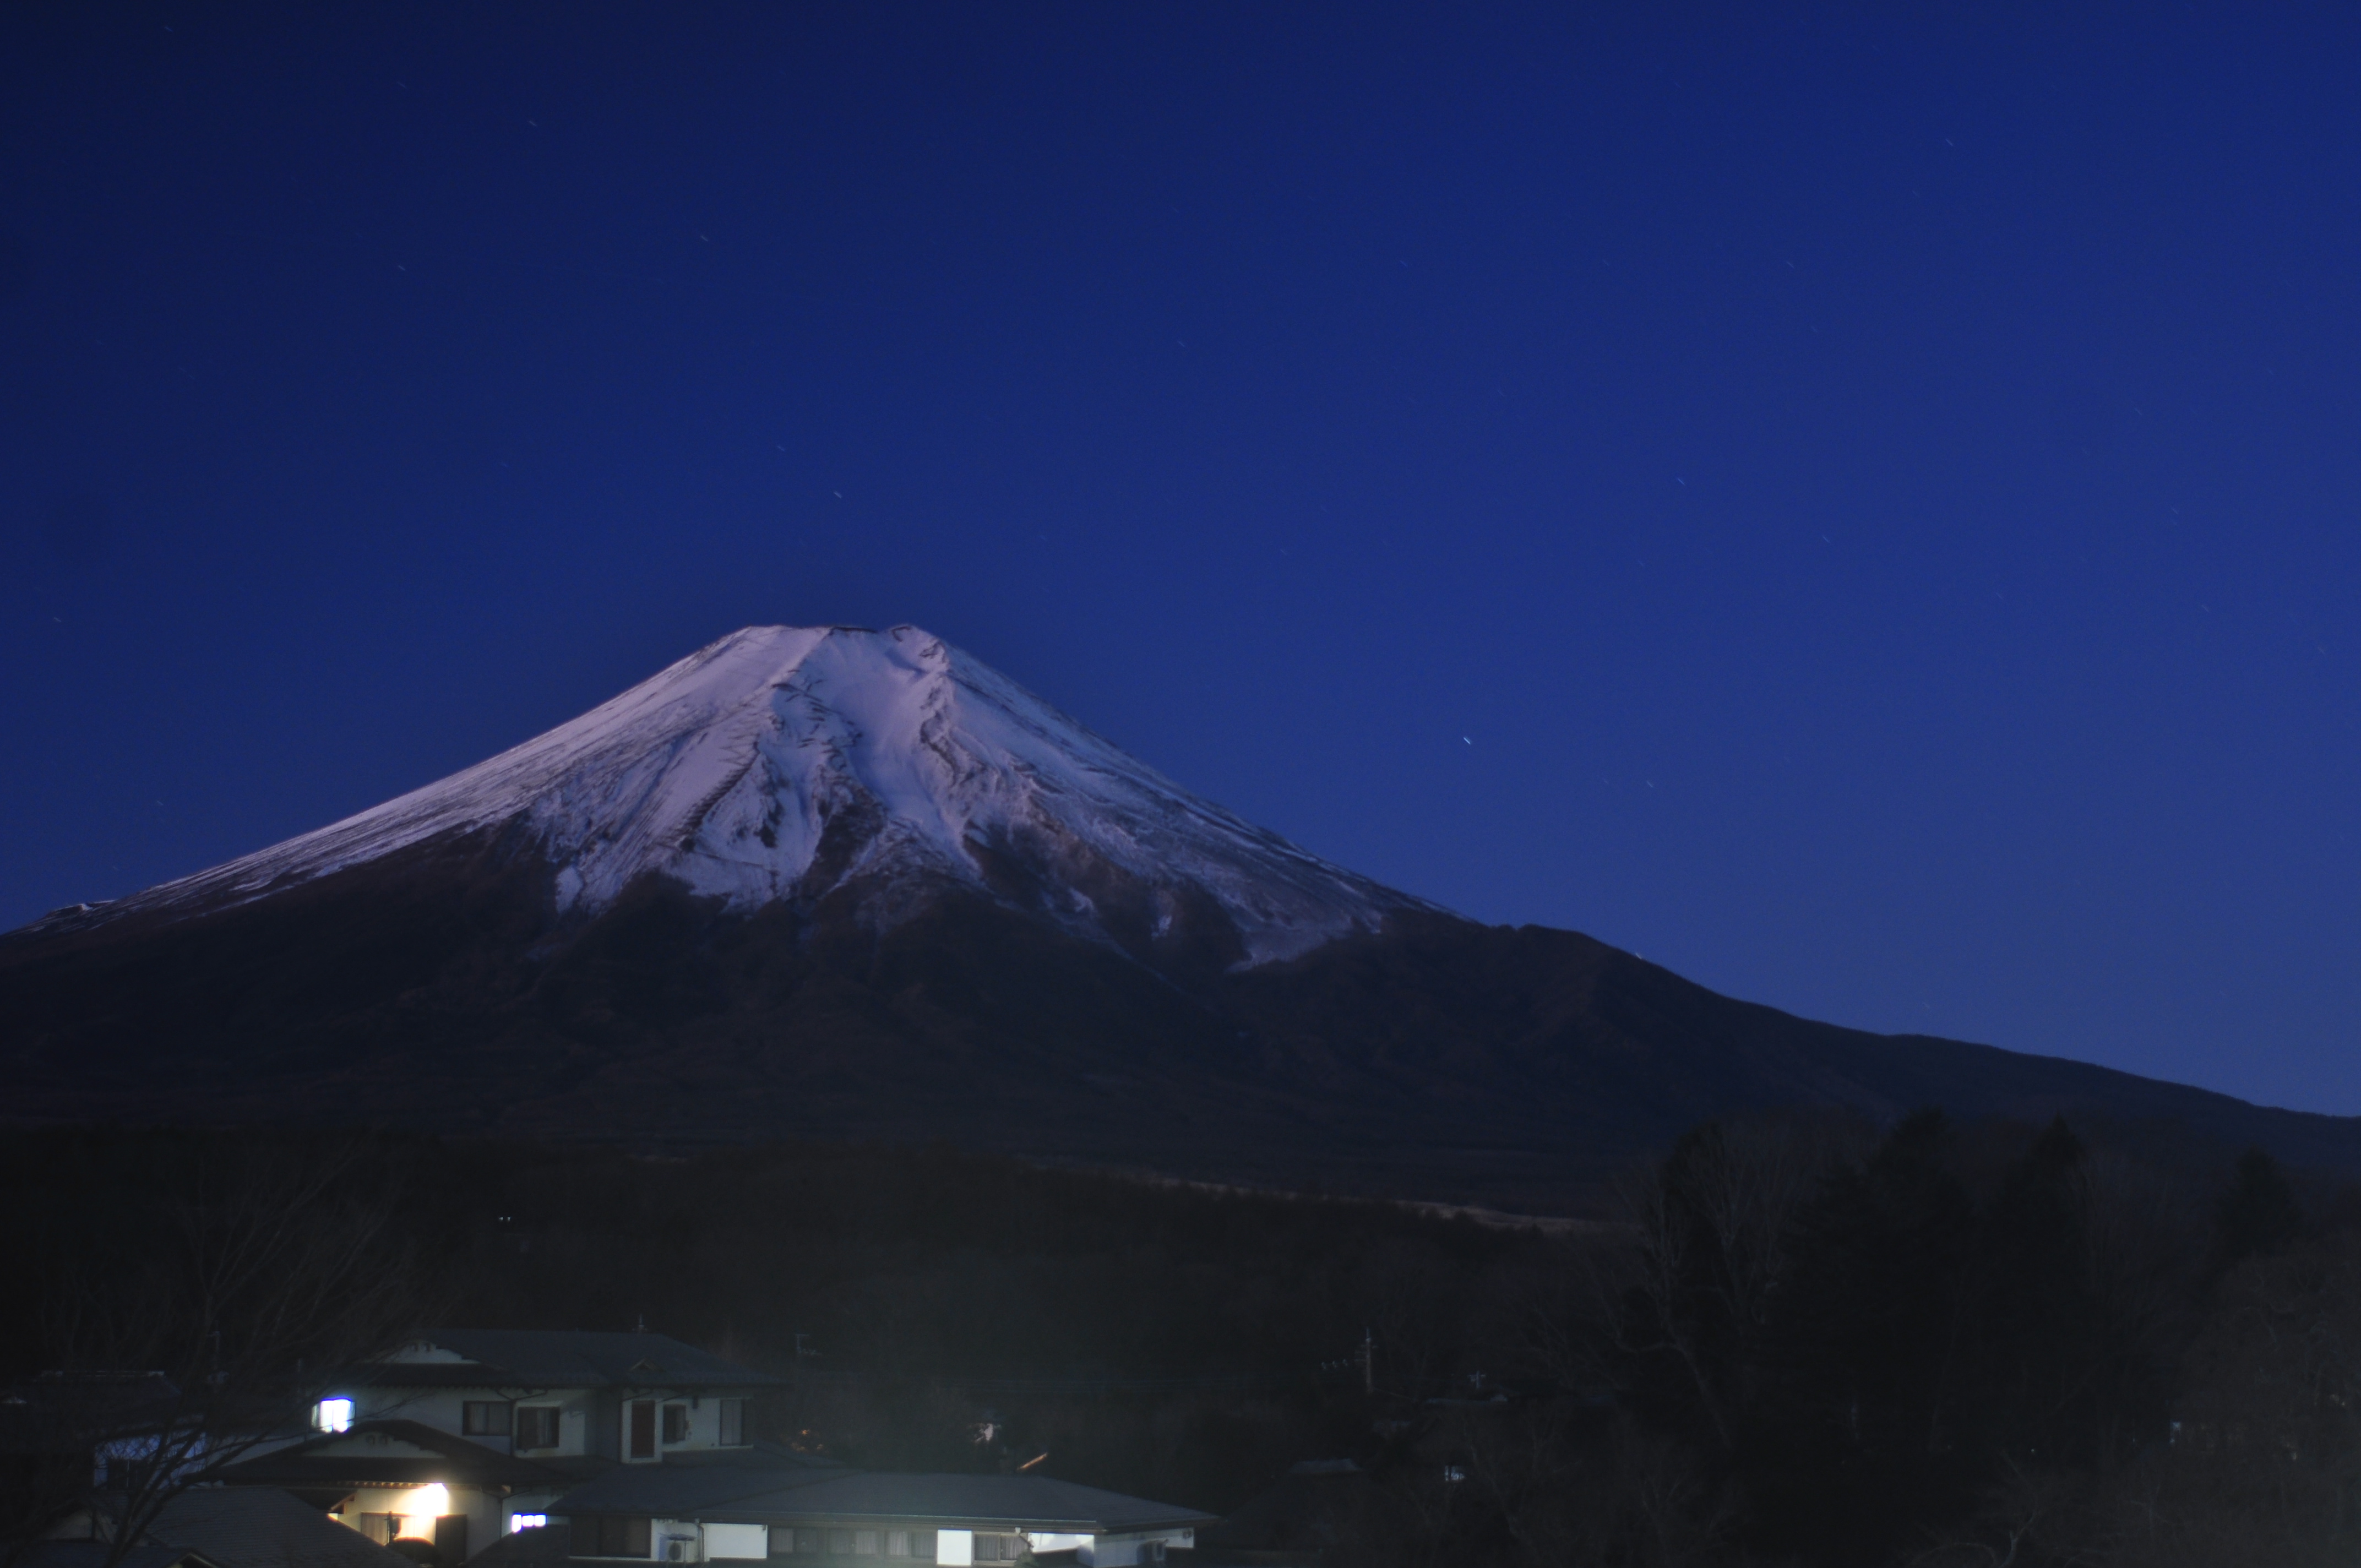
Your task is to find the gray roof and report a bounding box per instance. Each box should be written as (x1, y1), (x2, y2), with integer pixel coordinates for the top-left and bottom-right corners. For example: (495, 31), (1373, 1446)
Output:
(344, 1333), (782, 1392)
(15, 1547), (222, 1568)
(462, 1522), (568, 1568)
(554, 1465), (1215, 1534)
(210, 1420), (558, 1491)
(145, 1487), (417, 1568)
(522, 1442), (842, 1515)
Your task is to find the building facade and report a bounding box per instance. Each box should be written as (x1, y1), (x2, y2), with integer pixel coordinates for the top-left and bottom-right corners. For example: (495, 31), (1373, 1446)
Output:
(209, 1332), (1211, 1567)
(554, 1464), (1210, 1566)
(215, 1331), (786, 1560)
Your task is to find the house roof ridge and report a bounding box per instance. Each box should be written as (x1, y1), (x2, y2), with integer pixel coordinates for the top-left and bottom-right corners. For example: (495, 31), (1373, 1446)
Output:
(349, 1331), (785, 1390)
(207, 1417), (558, 1490)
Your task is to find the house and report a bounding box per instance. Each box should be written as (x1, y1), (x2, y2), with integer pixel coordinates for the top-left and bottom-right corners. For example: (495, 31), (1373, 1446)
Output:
(42, 1484), (420, 1568)
(208, 1331), (1214, 1567)
(304, 1332), (786, 1470)
(207, 1421), (564, 1566)
(3, 1372), (199, 1498)
(550, 1456), (1215, 1566)
(144, 1487), (418, 1568)
(214, 1331), (791, 1554)
(3, 1371), (244, 1551)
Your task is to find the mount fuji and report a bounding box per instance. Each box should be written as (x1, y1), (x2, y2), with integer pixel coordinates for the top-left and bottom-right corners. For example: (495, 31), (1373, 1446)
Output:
(8, 624), (2360, 1206)
(55, 624), (1430, 970)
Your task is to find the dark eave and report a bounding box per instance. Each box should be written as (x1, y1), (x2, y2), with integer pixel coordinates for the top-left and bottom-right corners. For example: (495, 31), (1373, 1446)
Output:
(210, 1419), (558, 1491)
(554, 1468), (1216, 1535)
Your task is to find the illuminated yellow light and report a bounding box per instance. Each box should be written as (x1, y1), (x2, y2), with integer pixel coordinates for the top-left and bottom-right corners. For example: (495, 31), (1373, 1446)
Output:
(396, 1483), (451, 1531)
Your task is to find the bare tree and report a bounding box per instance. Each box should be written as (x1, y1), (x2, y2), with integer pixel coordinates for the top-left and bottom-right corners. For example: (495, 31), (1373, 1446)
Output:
(11, 1138), (440, 1567)
(1609, 1117), (1838, 1450)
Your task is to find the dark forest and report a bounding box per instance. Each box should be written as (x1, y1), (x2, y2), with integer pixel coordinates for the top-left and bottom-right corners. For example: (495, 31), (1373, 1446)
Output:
(6, 1117), (2355, 1567)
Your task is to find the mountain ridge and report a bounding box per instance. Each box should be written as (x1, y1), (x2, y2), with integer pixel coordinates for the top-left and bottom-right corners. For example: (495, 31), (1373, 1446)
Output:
(7, 624), (2354, 1206)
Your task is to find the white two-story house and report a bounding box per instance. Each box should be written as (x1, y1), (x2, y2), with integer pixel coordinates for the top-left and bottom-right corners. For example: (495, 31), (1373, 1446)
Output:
(327, 1331), (785, 1471)
(213, 1331), (1215, 1567)
(214, 1331), (786, 1562)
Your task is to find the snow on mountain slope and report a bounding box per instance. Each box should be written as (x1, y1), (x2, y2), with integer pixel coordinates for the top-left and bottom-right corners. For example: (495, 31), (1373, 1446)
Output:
(81, 625), (1433, 963)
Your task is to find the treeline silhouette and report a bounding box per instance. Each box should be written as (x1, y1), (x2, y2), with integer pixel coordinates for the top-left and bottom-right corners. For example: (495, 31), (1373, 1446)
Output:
(3, 1114), (2356, 1565)
(1591, 1112), (2322, 1566)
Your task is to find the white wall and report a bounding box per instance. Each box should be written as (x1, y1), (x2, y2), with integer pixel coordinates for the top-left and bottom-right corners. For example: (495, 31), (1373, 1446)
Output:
(701, 1524), (766, 1560)
(327, 1382), (748, 1463)
(333, 1384), (604, 1457)
(616, 1393), (750, 1462)
(1078, 1528), (1195, 1566)
(330, 1483), (500, 1555)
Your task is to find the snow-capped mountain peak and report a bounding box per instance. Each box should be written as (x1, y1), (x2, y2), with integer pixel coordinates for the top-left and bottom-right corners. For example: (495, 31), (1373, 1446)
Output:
(95, 624), (1430, 964)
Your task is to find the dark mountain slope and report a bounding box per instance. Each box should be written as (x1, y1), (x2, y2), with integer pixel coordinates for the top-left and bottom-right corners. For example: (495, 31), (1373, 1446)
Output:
(1226, 919), (2361, 1188)
(7, 829), (2354, 1210)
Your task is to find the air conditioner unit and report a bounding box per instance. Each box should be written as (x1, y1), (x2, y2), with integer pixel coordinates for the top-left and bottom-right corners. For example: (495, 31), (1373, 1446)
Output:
(661, 1537), (699, 1562)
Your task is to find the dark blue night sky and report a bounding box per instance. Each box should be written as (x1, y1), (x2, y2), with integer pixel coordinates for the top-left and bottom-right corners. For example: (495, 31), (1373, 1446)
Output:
(4, 5), (2357, 1112)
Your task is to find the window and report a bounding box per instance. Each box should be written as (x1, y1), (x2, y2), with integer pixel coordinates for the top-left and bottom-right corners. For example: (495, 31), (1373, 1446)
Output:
(627, 1401), (656, 1461)
(884, 1534), (910, 1560)
(974, 1537), (1024, 1562)
(792, 1529), (822, 1555)
(703, 1524), (767, 1560)
(590, 1517), (652, 1558)
(828, 1531), (852, 1557)
(463, 1401), (513, 1436)
(717, 1397), (745, 1446)
(510, 1516), (547, 1533)
(852, 1531), (878, 1556)
(661, 1403), (690, 1444)
(516, 1406), (562, 1450)
(314, 1398), (353, 1433)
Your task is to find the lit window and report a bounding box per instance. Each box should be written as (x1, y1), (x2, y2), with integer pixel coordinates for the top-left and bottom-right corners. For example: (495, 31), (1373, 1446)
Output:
(512, 1515), (548, 1533)
(315, 1398), (354, 1433)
